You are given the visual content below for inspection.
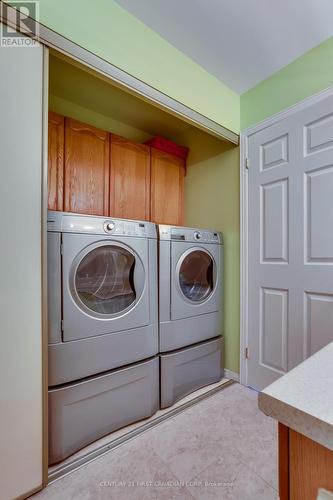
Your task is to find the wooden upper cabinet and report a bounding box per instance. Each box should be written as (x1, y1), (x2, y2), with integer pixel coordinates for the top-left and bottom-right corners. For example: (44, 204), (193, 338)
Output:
(150, 148), (185, 226)
(48, 112), (64, 211)
(47, 112), (186, 224)
(64, 118), (110, 216)
(110, 134), (150, 221)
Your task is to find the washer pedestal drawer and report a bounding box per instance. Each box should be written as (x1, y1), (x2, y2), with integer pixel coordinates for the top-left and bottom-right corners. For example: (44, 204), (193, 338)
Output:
(49, 357), (159, 465)
(160, 337), (223, 409)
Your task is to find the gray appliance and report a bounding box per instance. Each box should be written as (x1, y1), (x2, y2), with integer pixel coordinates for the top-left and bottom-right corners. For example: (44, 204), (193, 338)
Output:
(49, 357), (159, 464)
(48, 211), (158, 386)
(47, 211), (159, 463)
(160, 337), (223, 409)
(159, 225), (224, 408)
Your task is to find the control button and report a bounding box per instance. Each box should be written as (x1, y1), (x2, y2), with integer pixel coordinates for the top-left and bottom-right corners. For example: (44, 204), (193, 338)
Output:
(104, 221), (115, 233)
(194, 231), (202, 240)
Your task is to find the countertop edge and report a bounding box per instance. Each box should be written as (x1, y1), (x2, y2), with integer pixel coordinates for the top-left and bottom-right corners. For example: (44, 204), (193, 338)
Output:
(258, 391), (333, 452)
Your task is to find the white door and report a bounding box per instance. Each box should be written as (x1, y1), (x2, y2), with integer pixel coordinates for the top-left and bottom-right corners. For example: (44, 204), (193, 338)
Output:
(247, 93), (333, 390)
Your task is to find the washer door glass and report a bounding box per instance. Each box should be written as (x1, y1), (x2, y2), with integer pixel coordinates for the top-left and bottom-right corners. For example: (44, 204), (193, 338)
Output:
(75, 245), (136, 315)
(179, 250), (214, 302)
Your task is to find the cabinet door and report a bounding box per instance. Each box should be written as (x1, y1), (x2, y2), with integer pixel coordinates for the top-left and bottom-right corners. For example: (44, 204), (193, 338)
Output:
(48, 112), (64, 211)
(110, 135), (150, 220)
(64, 118), (110, 216)
(150, 148), (185, 225)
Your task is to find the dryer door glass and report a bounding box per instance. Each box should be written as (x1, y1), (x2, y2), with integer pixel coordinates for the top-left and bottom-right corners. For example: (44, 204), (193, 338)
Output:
(75, 245), (136, 315)
(179, 250), (214, 302)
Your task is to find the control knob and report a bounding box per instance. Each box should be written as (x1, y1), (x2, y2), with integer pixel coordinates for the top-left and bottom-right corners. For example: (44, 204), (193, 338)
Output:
(104, 221), (115, 233)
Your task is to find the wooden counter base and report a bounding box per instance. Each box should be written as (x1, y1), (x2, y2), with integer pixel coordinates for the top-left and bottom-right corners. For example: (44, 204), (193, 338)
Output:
(279, 423), (333, 500)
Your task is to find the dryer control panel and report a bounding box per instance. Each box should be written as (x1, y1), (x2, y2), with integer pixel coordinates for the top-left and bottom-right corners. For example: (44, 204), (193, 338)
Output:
(159, 225), (223, 244)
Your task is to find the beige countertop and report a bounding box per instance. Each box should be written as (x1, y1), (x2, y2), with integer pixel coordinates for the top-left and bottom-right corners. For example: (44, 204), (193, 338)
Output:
(258, 341), (333, 451)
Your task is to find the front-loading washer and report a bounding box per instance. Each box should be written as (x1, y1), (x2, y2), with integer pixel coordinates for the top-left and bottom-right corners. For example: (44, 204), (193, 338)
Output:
(47, 211), (159, 464)
(158, 225), (224, 408)
(47, 210), (158, 385)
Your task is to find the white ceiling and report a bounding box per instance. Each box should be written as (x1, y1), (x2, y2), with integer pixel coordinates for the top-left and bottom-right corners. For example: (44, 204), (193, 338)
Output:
(115, 0), (333, 94)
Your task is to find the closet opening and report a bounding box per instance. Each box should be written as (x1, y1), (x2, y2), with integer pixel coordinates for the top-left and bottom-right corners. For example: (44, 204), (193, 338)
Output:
(47, 49), (239, 480)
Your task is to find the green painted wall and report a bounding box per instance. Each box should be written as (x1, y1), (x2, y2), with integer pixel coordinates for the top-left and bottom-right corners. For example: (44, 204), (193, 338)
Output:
(241, 36), (333, 129)
(182, 129), (240, 373)
(35, 0), (239, 133)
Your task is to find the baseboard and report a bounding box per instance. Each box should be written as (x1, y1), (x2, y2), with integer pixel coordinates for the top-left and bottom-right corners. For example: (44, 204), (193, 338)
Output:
(224, 369), (240, 382)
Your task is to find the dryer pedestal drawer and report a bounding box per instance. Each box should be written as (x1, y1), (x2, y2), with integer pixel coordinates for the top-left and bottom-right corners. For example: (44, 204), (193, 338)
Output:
(49, 357), (159, 465)
(48, 323), (158, 387)
(159, 312), (222, 352)
(160, 337), (223, 409)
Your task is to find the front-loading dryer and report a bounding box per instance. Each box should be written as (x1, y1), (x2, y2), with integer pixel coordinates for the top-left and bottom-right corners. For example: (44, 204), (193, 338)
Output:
(158, 225), (224, 408)
(159, 225), (223, 352)
(48, 211), (158, 386)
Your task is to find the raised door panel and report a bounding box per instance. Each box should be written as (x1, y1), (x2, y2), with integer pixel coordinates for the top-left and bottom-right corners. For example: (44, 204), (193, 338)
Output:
(110, 134), (150, 220)
(48, 111), (64, 211)
(64, 118), (110, 216)
(150, 148), (185, 225)
(305, 292), (333, 356)
(261, 179), (289, 263)
(260, 287), (288, 374)
(304, 112), (333, 155)
(305, 165), (333, 263)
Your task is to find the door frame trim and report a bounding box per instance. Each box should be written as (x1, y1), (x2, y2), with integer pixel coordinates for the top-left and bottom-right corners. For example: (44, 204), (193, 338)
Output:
(239, 83), (333, 386)
(0, 1), (238, 145)
(239, 132), (249, 386)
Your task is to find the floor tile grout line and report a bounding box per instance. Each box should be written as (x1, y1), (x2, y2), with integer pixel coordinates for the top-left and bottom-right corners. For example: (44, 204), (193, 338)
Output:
(233, 438), (279, 492)
(164, 451), (265, 499)
(237, 455), (279, 493)
(177, 451), (278, 499)
(178, 447), (241, 485)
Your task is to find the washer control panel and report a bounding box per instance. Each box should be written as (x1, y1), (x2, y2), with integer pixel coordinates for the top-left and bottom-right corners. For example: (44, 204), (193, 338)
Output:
(48, 211), (157, 239)
(104, 219), (147, 237)
(159, 225), (222, 244)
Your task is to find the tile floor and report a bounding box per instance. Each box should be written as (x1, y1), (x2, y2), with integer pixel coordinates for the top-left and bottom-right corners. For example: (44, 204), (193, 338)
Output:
(34, 383), (278, 500)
